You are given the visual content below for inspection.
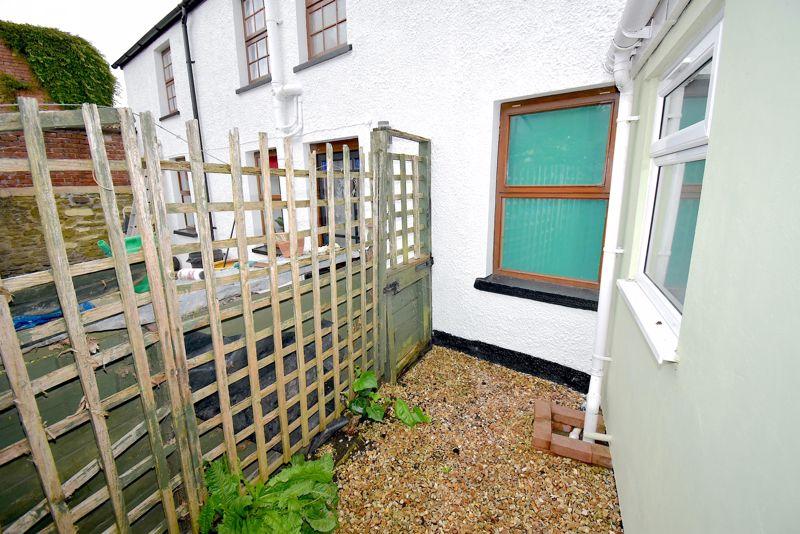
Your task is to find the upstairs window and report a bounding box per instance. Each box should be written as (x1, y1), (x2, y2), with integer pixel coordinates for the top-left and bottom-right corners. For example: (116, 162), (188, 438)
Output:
(494, 88), (618, 289)
(173, 157), (196, 236)
(161, 47), (177, 114)
(306, 0), (347, 59)
(242, 0), (269, 81)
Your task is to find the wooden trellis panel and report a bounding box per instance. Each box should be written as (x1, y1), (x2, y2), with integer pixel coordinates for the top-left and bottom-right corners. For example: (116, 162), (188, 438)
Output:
(0, 98), (428, 533)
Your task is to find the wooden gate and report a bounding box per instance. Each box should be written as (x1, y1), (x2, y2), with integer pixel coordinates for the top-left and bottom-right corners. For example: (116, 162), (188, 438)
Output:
(372, 126), (433, 383)
(0, 98), (431, 532)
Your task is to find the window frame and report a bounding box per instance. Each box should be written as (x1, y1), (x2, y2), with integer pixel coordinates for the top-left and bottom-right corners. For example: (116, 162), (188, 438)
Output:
(305, 0), (347, 60)
(173, 156), (195, 230)
(161, 47), (177, 114)
(241, 0), (270, 82)
(493, 87), (619, 289)
(310, 138), (360, 246)
(620, 20), (723, 364)
(253, 149), (281, 235)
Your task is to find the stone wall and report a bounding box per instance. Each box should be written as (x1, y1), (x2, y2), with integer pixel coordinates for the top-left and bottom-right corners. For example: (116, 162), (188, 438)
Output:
(0, 191), (133, 278)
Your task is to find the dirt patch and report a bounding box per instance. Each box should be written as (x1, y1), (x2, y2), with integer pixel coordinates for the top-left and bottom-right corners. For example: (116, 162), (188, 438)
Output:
(322, 346), (622, 533)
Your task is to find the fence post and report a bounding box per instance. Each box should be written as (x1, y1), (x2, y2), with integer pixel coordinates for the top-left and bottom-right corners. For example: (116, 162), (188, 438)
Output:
(371, 123), (391, 382)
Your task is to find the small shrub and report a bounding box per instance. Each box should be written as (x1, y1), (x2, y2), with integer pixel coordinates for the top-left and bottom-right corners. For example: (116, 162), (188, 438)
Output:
(347, 369), (430, 427)
(199, 454), (338, 534)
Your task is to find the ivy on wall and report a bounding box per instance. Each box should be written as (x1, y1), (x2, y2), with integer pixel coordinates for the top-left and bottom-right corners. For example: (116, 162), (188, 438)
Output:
(0, 73), (31, 104)
(0, 20), (116, 106)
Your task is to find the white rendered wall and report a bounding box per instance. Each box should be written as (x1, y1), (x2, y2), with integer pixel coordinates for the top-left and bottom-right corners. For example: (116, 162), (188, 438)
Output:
(121, 0), (624, 372)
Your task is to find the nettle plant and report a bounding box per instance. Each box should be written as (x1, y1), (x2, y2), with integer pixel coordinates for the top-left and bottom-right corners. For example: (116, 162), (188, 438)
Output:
(199, 454), (338, 534)
(347, 369), (430, 427)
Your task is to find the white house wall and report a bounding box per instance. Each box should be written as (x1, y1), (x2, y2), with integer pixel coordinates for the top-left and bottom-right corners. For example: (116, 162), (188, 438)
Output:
(121, 0), (624, 372)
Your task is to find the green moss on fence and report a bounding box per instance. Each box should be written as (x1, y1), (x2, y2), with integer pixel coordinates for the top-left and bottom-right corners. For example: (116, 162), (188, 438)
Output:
(0, 20), (116, 106)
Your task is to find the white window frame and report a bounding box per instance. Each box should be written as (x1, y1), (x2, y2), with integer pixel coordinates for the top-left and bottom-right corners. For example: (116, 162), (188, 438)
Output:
(619, 20), (723, 364)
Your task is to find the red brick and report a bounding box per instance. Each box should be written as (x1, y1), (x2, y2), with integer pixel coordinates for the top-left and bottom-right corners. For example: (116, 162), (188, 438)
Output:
(534, 399), (551, 422)
(550, 434), (592, 464)
(551, 402), (585, 428)
(552, 422), (573, 433)
(591, 444), (613, 469)
(532, 418), (552, 450)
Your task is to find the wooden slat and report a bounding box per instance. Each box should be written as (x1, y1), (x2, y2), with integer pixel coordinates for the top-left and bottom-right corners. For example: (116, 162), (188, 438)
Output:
(342, 146), (356, 397)
(325, 144), (343, 407)
(19, 97), (131, 533)
(387, 148), (398, 268)
(0, 272), (76, 533)
(83, 103), (180, 534)
(119, 107), (200, 531)
(0, 106), (120, 132)
(186, 119), (239, 471)
(306, 153), (328, 428)
(140, 112), (205, 499)
(411, 155), (422, 258)
(0, 157), (128, 173)
(399, 154), (410, 264)
(357, 148), (370, 372)
(284, 138), (311, 445)
(260, 133), (292, 462)
(229, 128), (269, 479)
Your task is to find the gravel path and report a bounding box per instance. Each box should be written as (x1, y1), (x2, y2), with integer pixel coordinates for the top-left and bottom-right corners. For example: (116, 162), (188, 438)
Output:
(326, 346), (623, 533)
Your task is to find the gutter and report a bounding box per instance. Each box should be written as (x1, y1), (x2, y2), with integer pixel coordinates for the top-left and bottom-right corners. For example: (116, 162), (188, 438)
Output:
(581, 0), (661, 443)
(180, 2), (215, 239)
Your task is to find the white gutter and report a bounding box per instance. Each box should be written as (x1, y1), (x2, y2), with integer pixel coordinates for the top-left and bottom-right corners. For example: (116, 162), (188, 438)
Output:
(582, 0), (660, 443)
(265, 0), (303, 136)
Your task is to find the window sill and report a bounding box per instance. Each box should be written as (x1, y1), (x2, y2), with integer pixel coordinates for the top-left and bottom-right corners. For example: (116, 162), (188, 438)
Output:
(159, 110), (180, 121)
(617, 279), (679, 364)
(173, 227), (198, 238)
(293, 44), (352, 73)
(474, 274), (598, 311)
(235, 75), (272, 95)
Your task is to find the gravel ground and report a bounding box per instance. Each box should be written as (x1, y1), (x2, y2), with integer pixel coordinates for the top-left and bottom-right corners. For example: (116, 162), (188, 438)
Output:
(323, 346), (623, 533)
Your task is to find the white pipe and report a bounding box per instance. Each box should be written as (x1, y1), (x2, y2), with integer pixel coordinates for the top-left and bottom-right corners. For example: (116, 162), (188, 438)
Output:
(265, 0), (303, 135)
(583, 0), (658, 443)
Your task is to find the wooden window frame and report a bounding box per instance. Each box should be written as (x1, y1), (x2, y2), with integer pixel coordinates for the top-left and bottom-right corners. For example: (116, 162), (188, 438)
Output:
(305, 0), (347, 60)
(493, 87), (619, 289)
(242, 0), (269, 82)
(161, 48), (177, 114)
(253, 149), (280, 235)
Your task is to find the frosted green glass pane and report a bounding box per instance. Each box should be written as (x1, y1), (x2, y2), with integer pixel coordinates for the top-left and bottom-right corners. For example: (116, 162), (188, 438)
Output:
(507, 104), (611, 186)
(501, 198), (607, 281)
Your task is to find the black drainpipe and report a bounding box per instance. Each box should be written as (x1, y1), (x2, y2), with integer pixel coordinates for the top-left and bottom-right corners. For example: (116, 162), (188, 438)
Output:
(181, 2), (215, 239)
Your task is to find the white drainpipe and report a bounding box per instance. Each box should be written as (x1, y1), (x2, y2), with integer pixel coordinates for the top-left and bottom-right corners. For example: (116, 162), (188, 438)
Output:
(582, 0), (660, 442)
(266, 0), (303, 136)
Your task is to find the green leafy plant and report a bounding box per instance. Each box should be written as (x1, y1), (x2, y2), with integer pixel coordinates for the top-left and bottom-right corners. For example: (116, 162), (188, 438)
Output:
(199, 454), (338, 534)
(393, 398), (431, 428)
(347, 369), (386, 421)
(347, 369), (430, 427)
(0, 20), (116, 106)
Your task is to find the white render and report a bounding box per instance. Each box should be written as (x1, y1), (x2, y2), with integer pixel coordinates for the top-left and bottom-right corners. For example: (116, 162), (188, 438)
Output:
(119, 0), (624, 372)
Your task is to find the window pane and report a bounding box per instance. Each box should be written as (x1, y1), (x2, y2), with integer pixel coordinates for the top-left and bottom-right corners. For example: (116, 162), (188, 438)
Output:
(322, 2), (336, 26)
(661, 61), (711, 137)
(253, 10), (266, 33)
(501, 198), (607, 281)
(243, 0), (253, 16)
(323, 26), (338, 50)
(256, 38), (267, 58)
(247, 42), (257, 61)
(311, 32), (323, 56)
(507, 104), (611, 186)
(337, 21), (347, 44)
(645, 159), (705, 310)
(249, 63), (258, 80)
(246, 17), (255, 36)
(337, 0), (346, 21)
(309, 8), (323, 33)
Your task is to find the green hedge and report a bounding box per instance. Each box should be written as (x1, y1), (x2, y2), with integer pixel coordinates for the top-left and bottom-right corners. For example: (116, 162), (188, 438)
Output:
(0, 20), (116, 106)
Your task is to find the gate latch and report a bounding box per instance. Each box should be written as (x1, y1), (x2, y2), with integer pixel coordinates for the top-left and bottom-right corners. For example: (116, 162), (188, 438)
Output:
(383, 280), (400, 295)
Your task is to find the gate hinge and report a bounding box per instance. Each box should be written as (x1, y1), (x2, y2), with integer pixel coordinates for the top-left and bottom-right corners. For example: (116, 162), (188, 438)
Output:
(383, 280), (399, 295)
(415, 256), (434, 271)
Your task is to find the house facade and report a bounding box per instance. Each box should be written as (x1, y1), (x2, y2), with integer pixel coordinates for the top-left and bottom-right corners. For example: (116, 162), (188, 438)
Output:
(600, 0), (800, 531)
(115, 0), (626, 375)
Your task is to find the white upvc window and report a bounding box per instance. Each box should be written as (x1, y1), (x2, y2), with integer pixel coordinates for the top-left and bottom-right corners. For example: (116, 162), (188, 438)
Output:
(618, 20), (723, 364)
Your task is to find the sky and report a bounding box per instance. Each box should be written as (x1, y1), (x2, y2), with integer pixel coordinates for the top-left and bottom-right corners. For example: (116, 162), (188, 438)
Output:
(0, 0), (175, 106)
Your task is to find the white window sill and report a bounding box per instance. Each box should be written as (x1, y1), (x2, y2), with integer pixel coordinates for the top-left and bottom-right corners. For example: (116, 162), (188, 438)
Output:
(617, 279), (679, 364)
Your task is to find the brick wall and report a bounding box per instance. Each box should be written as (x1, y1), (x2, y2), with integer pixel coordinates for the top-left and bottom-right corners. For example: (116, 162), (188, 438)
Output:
(0, 40), (132, 278)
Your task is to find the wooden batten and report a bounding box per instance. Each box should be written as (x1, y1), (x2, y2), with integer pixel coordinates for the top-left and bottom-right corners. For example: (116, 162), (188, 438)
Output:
(325, 144), (342, 414)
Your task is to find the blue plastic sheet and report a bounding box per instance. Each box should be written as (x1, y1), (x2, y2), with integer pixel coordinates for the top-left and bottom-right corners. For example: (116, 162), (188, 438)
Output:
(13, 301), (95, 331)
